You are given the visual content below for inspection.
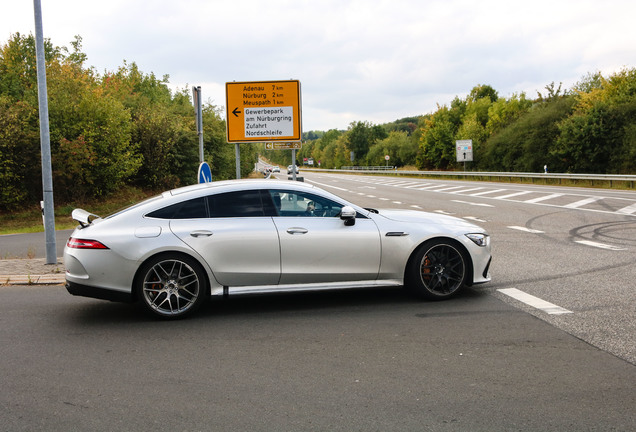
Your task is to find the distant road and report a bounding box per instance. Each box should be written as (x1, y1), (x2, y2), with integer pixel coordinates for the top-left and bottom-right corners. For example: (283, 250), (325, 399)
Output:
(0, 229), (73, 258)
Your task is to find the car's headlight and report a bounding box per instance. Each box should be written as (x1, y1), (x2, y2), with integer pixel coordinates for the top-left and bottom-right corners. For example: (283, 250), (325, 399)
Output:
(465, 233), (489, 247)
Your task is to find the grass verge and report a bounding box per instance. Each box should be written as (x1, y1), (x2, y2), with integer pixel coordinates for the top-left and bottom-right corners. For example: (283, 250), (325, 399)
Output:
(0, 186), (158, 235)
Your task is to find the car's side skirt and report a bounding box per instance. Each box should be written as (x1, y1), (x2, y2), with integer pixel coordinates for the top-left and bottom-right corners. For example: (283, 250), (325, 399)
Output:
(212, 279), (403, 296)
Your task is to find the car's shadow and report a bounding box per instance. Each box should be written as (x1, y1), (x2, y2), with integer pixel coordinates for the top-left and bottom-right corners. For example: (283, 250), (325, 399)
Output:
(64, 286), (488, 326)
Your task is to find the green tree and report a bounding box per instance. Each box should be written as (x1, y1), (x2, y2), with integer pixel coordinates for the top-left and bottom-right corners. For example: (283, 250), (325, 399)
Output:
(367, 131), (417, 167)
(417, 98), (466, 170)
(0, 97), (40, 210)
(345, 121), (387, 164)
(481, 96), (576, 172)
(553, 68), (636, 174)
(468, 84), (498, 103)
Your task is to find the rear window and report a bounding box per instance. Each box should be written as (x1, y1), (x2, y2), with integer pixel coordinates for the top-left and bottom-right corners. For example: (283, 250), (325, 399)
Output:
(146, 197), (207, 219)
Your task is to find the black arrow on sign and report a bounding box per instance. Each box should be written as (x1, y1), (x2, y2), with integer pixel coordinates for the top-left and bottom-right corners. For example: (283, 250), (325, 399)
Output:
(232, 107), (241, 117)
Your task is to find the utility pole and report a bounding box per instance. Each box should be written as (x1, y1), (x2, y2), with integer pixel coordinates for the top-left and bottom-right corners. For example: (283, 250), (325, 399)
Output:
(33, 0), (56, 264)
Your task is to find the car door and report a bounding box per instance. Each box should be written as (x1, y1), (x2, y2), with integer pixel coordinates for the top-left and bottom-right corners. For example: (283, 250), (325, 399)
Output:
(268, 189), (381, 285)
(167, 190), (281, 286)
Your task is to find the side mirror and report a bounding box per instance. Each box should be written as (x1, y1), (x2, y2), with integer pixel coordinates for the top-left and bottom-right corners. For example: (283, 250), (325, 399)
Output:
(340, 206), (356, 226)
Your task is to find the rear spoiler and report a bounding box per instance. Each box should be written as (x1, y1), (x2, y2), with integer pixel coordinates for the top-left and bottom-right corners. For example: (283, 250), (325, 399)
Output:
(71, 209), (101, 228)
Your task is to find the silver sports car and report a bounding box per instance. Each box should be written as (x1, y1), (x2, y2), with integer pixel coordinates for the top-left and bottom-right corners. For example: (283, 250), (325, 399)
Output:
(64, 179), (491, 319)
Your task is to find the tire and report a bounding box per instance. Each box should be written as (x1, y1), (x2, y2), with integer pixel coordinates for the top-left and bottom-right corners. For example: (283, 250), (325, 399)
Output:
(136, 253), (207, 319)
(407, 239), (469, 300)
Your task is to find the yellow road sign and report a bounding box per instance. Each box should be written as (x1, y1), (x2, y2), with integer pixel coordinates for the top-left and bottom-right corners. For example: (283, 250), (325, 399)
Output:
(226, 80), (302, 143)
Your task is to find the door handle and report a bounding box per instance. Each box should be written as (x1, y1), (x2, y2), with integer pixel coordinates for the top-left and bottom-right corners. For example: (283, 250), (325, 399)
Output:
(286, 227), (308, 235)
(190, 230), (213, 238)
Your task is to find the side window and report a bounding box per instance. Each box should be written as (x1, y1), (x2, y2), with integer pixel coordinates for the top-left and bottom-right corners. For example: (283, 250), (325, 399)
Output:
(207, 190), (265, 217)
(268, 190), (343, 217)
(146, 197), (207, 219)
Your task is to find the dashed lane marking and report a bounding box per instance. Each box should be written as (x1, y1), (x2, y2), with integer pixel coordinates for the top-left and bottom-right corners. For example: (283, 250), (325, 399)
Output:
(464, 216), (487, 222)
(451, 200), (494, 207)
(508, 226), (545, 234)
(574, 240), (627, 251)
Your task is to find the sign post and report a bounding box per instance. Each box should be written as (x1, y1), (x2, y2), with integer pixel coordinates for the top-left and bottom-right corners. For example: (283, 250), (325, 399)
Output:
(192, 86), (204, 164)
(456, 139), (473, 170)
(226, 80), (302, 179)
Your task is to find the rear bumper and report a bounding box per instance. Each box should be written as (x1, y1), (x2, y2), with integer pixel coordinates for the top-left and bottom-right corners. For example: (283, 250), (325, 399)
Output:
(66, 280), (133, 303)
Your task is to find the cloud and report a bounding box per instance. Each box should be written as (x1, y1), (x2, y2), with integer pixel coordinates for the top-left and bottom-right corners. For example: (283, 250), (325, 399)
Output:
(3, 0), (636, 131)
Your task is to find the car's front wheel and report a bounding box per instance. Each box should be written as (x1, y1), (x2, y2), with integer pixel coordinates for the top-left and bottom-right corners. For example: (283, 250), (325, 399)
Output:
(407, 239), (469, 299)
(136, 254), (207, 319)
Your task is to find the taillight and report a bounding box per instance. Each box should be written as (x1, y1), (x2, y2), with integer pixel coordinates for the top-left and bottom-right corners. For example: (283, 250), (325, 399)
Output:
(66, 238), (109, 249)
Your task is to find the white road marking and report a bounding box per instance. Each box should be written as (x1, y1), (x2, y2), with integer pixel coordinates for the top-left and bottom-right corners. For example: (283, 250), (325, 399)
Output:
(449, 187), (485, 194)
(508, 226), (545, 234)
(414, 184), (448, 190)
(304, 179), (348, 191)
(564, 197), (602, 208)
(524, 193), (564, 203)
(498, 288), (573, 315)
(495, 191), (532, 200)
(393, 201), (403, 204)
(616, 202), (636, 215)
(470, 189), (507, 196)
(575, 240), (627, 251)
(451, 200), (494, 207)
(410, 205), (423, 209)
(430, 186), (466, 192)
(435, 210), (454, 215)
(464, 216), (486, 222)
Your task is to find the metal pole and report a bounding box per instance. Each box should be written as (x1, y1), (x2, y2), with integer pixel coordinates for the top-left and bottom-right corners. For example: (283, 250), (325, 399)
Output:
(291, 149), (296, 180)
(33, 0), (56, 264)
(235, 143), (241, 179)
(195, 87), (204, 163)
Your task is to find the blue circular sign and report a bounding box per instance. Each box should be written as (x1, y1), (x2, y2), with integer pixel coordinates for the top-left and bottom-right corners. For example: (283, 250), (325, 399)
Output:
(198, 162), (212, 183)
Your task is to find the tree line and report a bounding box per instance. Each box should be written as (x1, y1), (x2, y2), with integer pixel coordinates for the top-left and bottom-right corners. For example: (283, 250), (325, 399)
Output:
(0, 33), (258, 211)
(268, 72), (636, 176)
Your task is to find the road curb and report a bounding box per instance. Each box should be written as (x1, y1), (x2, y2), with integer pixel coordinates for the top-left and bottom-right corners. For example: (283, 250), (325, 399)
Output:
(0, 274), (65, 285)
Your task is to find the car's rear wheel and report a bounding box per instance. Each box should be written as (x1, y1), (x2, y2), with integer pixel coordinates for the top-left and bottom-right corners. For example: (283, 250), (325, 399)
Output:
(136, 254), (206, 319)
(408, 239), (468, 299)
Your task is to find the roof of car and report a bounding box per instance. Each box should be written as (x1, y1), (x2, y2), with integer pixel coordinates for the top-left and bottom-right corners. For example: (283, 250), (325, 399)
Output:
(167, 179), (315, 197)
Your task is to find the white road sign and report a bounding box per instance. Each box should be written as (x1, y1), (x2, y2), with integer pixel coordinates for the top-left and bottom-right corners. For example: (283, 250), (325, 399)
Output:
(456, 139), (473, 162)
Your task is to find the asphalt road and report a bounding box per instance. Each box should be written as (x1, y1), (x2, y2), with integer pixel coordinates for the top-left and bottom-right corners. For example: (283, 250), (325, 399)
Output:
(1, 284), (634, 431)
(295, 171), (636, 365)
(1, 172), (635, 431)
(0, 229), (72, 259)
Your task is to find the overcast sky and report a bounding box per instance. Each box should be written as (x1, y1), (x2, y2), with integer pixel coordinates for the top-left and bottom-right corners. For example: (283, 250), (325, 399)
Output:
(3, 0), (636, 131)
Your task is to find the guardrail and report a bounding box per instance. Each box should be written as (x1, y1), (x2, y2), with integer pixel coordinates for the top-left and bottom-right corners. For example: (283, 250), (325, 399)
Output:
(340, 166), (395, 171)
(300, 167), (636, 188)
